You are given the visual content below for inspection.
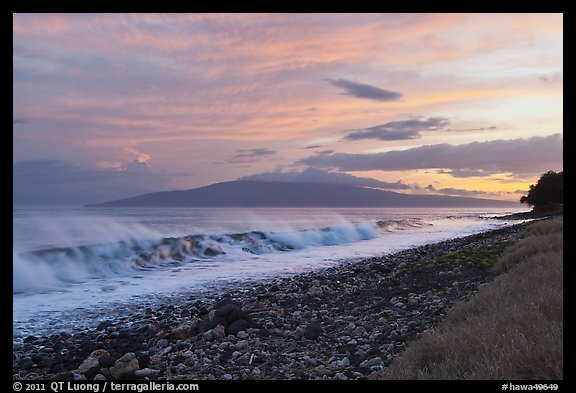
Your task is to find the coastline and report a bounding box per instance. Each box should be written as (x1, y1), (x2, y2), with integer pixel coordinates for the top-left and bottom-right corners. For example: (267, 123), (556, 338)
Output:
(14, 221), (529, 380)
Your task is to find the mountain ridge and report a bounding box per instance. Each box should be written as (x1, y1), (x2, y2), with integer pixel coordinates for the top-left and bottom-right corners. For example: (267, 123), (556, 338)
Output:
(85, 180), (518, 208)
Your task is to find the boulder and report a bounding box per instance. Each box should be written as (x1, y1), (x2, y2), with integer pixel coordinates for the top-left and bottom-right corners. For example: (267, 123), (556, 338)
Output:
(199, 300), (253, 335)
(110, 353), (140, 380)
(228, 319), (249, 335)
(213, 324), (226, 340)
(172, 320), (199, 339)
(77, 349), (110, 374)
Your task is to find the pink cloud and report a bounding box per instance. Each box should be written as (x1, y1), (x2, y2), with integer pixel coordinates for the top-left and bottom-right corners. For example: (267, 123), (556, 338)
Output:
(13, 13), (563, 198)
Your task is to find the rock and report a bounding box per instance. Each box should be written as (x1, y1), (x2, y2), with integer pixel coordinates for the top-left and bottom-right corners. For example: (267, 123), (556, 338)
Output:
(335, 372), (348, 380)
(93, 374), (106, 381)
(77, 349), (110, 374)
(198, 299), (252, 335)
(137, 354), (151, 369)
(338, 357), (350, 367)
(236, 353), (252, 364)
(265, 321), (275, 329)
(303, 322), (321, 340)
(198, 311), (228, 333)
(110, 353), (140, 380)
(172, 321), (198, 339)
(360, 357), (382, 368)
(219, 342), (231, 350)
(214, 303), (238, 318)
(294, 326), (305, 339)
(202, 301), (253, 335)
(52, 372), (74, 380)
(227, 319), (248, 335)
(202, 329), (215, 341)
(155, 339), (169, 348)
(223, 373), (233, 380)
(98, 355), (116, 369)
(213, 324), (226, 339)
(175, 341), (191, 351)
(72, 372), (87, 380)
(134, 368), (158, 379)
(234, 340), (249, 351)
(307, 286), (323, 297)
(236, 331), (249, 339)
(352, 326), (367, 336)
(83, 367), (101, 380)
(158, 346), (172, 356)
(227, 307), (249, 323)
(19, 356), (33, 369)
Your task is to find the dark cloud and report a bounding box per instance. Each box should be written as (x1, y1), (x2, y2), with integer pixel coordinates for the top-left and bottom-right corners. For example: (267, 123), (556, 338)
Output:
(234, 148), (277, 158)
(328, 79), (403, 102)
(424, 184), (498, 197)
(299, 134), (563, 177)
(448, 125), (497, 132)
(13, 118), (27, 124)
(13, 160), (174, 206)
(239, 167), (410, 190)
(304, 145), (323, 149)
(436, 169), (492, 178)
(345, 117), (449, 141)
(225, 148), (278, 165)
(538, 73), (560, 84)
(344, 117), (496, 141)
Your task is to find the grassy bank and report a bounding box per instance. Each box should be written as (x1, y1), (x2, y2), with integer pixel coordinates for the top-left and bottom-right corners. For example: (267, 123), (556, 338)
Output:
(370, 217), (563, 380)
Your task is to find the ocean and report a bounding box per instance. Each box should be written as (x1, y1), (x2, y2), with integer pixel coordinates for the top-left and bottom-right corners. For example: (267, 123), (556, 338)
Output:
(13, 206), (527, 340)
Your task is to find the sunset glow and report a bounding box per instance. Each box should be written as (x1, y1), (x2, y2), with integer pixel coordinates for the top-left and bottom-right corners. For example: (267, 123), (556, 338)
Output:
(13, 13), (563, 205)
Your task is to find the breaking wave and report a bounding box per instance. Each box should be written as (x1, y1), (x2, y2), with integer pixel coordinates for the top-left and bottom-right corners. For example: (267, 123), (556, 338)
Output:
(13, 218), (430, 294)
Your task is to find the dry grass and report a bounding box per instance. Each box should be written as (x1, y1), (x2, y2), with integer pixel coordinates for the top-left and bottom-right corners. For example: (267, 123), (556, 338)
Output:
(495, 218), (563, 272)
(371, 218), (563, 380)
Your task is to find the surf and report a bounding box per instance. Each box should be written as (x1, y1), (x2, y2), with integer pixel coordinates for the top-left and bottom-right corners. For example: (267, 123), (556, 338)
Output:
(13, 218), (430, 294)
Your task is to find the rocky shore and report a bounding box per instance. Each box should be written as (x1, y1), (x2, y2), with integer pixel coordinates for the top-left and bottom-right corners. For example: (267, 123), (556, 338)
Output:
(14, 222), (529, 381)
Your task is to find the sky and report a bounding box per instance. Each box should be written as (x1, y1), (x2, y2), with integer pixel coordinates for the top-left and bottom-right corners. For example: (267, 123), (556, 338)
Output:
(13, 13), (563, 206)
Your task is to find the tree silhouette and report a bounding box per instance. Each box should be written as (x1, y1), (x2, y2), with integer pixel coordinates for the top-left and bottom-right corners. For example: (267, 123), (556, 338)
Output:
(520, 171), (563, 211)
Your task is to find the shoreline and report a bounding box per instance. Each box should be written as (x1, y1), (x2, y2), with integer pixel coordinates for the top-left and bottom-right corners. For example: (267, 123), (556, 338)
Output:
(14, 221), (529, 380)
